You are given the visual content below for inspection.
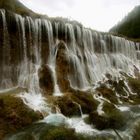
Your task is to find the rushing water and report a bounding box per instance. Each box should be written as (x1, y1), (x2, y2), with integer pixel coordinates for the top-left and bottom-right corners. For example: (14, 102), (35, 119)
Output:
(0, 9), (139, 92)
(0, 9), (140, 139)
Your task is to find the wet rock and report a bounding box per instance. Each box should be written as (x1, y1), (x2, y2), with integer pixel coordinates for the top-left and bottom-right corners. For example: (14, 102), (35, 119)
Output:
(4, 123), (77, 140)
(38, 64), (54, 96)
(56, 41), (71, 92)
(55, 91), (99, 117)
(128, 77), (140, 95)
(88, 102), (126, 130)
(40, 126), (77, 140)
(0, 94), (42, 139)
(96, 84), (118, 104)
(131, 120), (140, 140)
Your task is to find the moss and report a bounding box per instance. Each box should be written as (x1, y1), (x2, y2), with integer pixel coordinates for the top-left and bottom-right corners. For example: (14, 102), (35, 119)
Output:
(131, 120), (140, 140)
(128, 77), (140, 95)
(88, 102), (126, 130)
(56, 95), (81, 117)
(113, 80), (128, 96)
(4, 122), (117, 140)
(96, 84), (118, 104)
(55, 92), (99, 117)
(0, 94), (43, 139)
(76, 133), (116, 140)
(42, 127), (76, 140)
(71, 91), (99, 114)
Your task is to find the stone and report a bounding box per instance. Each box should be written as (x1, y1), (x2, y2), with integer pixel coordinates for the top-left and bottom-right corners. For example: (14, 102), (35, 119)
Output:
(0, 94), (42, 139)
(38, 64), (54, 96)
(56, 41), (71, 92)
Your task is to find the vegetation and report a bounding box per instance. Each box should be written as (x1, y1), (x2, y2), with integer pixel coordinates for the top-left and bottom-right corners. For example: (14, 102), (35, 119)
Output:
(128, 77), (140, 94)
(110, 5), (140, 39)
(0, 0), (42, 17)
(88, 102), (126, 130)
(0, 94), (42, 139)
(131, 120), (140, 140)
(4, 123), (117, 140)
(55, 91), (99, 117)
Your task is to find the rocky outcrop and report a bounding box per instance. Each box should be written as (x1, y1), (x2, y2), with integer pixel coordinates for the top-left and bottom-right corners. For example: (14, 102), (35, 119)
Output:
(56, 41), (71, 92)
(0, 94), (43, 139)
(54, 91), (99, 117)
(88, 102), (126, 130)
(38, 64), (54, 95)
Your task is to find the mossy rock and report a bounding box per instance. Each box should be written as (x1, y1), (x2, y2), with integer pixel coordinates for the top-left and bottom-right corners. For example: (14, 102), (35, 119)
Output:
(88, 102), (126, 130)
(5, 123), (78, 140)
(56, 95), (81, 117)
(0, 94), (43, 139)
(55, 92), (99, 117)
(41, 127), (76, 140)
(113, 80), (128, 96)
(76, 133), (116, 140)
(96, 84), (118, 104)
(131, 120), (140, 140)
(128, 77), (140, 95)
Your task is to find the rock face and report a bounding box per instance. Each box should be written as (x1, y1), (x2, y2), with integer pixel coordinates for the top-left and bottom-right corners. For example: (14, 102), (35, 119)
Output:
(38, 64), (54, 95)
(56, 41), (71, 92)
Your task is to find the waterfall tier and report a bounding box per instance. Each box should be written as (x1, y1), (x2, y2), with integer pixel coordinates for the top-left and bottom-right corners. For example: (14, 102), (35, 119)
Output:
(0, 9), (139, 94)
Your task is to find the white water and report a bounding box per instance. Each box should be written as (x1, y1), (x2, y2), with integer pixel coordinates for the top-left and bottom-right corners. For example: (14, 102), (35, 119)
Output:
(0, 10), (139, 92)
(0, 9), (140, 138)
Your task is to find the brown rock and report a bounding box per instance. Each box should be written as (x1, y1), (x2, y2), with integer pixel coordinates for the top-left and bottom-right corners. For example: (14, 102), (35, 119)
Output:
(38, 64), (54, 95)
(56, 41), (71, 92)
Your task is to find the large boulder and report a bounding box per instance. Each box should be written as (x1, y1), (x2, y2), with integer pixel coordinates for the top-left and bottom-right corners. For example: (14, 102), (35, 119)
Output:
(38, 64), (54, 96)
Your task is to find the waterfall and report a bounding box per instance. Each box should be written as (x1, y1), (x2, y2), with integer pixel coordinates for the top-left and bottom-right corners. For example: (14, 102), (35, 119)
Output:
(0, 10), (12, 89)
(0, 9), (139, 94)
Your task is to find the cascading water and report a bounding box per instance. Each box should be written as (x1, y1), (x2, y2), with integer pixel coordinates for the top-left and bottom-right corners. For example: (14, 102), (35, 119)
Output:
(0, 8), (140, 139)
(0, 10), (139, 92)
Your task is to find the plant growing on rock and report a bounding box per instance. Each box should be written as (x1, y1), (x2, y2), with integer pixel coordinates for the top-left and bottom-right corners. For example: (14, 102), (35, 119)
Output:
(0, 94), (43, 139)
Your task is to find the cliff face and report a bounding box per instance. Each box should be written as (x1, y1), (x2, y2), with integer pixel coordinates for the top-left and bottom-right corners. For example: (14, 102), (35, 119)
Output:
(110, 5), (140, 39)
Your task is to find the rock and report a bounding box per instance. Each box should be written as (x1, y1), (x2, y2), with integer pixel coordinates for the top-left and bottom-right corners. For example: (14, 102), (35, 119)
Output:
(56, 41), (71, 92)
(40, 126), (77, 140)
(131, 120), (140, 140)
(0, 94), (42, 139)
(128, 77), (140, 95)
(96, 84), (118, 104)
(88, 102), (126, 130)
(55, 91), (99, 117)
(38, 64), (54, 96)
(4, 122), (77, 140)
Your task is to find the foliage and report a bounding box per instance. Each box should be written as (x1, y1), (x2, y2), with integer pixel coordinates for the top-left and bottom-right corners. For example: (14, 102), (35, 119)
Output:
(110, 5), (140, 39)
